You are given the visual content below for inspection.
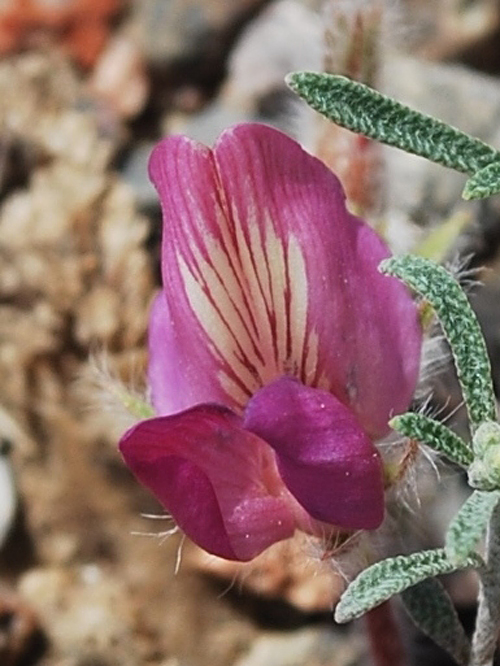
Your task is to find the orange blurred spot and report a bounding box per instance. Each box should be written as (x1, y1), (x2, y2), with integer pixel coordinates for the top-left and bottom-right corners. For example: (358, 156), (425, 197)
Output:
(0, 0), (122, 68)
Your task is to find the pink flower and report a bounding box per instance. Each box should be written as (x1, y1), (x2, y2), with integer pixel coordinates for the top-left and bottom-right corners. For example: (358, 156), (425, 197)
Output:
(119, 124), (421, 561)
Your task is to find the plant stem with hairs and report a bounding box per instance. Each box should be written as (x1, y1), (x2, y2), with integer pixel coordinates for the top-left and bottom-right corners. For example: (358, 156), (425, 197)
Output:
(470, 503), (500, 666)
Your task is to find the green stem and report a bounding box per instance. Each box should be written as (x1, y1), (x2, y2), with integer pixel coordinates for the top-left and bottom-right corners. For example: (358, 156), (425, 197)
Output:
(365, 601), (408, 666)
(470, 503), (500, 665)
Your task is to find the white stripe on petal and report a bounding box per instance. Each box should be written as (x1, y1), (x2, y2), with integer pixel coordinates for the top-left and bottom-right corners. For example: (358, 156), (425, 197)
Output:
(178, 207), (320, 408)
(287, 237), (309, 374)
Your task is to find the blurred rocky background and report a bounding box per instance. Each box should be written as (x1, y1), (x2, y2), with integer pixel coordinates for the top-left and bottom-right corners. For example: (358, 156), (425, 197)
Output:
(0, 0), (500, 665)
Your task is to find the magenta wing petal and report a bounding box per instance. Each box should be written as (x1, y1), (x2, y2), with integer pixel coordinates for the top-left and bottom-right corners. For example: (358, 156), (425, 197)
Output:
(244, 376), (384, 530)
(119, 404), (301, 561)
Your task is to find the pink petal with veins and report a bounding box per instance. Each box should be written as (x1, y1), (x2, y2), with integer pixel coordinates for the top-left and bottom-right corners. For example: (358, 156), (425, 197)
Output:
(148, 124), (421, 435)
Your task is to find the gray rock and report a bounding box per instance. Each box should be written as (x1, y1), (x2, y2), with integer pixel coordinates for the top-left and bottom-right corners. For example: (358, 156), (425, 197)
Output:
(159, 0), (323, 146)
(382, 55), (500, 222)
(131, 0), (271, 65)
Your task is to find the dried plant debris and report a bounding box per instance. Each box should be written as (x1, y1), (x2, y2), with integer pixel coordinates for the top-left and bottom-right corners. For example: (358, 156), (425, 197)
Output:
(0, 50), (153, 546)
(0, 52), (150, 381)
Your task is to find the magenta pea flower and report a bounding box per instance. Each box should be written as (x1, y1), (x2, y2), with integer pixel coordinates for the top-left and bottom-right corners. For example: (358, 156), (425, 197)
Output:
(119, 124), (422, 562)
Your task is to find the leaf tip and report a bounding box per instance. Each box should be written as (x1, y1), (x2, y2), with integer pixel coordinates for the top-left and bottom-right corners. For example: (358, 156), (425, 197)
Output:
(389, 415), (402, 430)
(461, 182), (475, 201)
(378, 257), (394, 275)
(285, 70), (312, 92)
(284, 71), (299, 89)
(334, 600), (351, 624)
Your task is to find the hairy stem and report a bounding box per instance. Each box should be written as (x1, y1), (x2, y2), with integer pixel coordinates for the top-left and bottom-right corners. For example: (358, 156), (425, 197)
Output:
(470, 503), (500, 665)
(365, 601), (408, 666)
